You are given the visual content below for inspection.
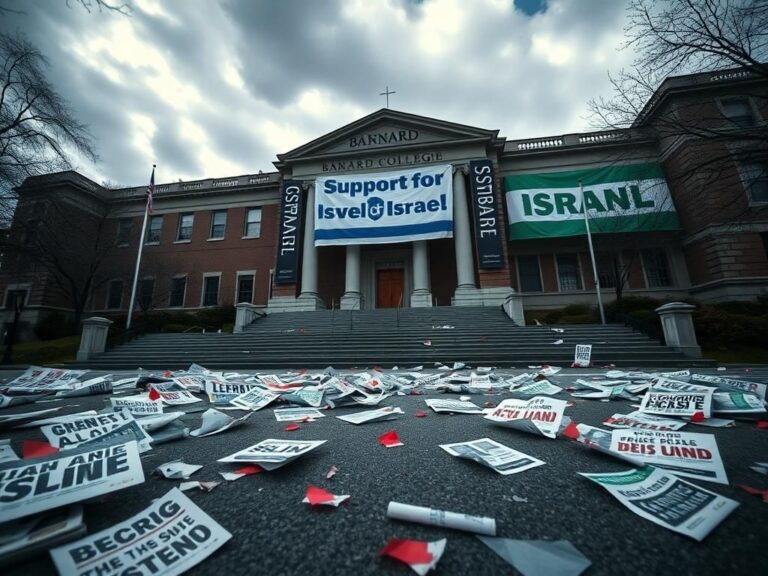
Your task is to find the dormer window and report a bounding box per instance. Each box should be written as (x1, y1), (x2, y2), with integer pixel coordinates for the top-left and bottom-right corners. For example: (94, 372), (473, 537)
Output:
(721, 98), (756, 128)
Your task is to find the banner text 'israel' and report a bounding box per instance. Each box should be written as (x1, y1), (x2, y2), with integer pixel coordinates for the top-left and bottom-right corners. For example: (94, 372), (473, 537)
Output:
(315, 165), (453, 246)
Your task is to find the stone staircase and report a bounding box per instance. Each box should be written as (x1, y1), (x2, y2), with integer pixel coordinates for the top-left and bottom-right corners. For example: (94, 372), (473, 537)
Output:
(72, 306), (714, 370)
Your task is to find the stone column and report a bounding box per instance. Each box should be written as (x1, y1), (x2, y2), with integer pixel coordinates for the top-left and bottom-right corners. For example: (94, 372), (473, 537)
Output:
(297, 183), (324, 309)
(340, 244), (362, 310)
(410, 240), (433, 307)
(655, 302), (702, 358)
(453, 166), (478, 305)
(76, 317), (113, 361)
(234, 303), (262, 332)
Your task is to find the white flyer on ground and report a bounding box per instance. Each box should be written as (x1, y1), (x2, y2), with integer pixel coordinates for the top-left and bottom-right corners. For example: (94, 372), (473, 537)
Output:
(0, 440), (145, 523)
(190, 409), (251, 437)
(151, 383), (201, 405)
(58, 376), (113, 397)
(639, 390), (713, 418)
(230, 387), (279, 411)
(513, 380), (563, 396)
(484, 396), (568, 439)
(425, 399), (483, 414)
(41, 411), (152, 452)
(712, 392), (766, 416)
(439, 438), (545, 475)
(110, 395), (163, 416)
(50, 488), (231, 576)
(651, 378), (713, 394)
(690, 373), (767, 401)
(603, 411), (687, 431)
(273, 407), (326, 422)
(573, 344), (592, 367)
(336, 406), (403, 425)
(204, 379), (256, 404)
(579, 466), (738, 541)
(609, 429), (727, 484)
(218, 439), (326, 470)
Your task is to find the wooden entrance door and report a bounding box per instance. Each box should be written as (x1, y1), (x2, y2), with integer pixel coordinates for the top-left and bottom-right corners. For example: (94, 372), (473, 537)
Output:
(376, 269), (405, 308)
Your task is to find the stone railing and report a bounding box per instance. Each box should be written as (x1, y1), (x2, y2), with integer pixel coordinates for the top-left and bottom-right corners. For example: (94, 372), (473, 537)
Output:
(111, 172), (279, 199)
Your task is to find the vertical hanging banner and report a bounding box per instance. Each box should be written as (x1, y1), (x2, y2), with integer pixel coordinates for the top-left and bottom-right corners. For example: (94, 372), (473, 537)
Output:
(468, 159), (504, 269)
(504, 163), (680, 240)
(275, 180), (304, 284)
(314, 165), (453, 246)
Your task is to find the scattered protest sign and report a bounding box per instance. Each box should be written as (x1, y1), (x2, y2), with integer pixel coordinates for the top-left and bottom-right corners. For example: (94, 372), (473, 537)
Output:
(273, 407), (325, 422)
(579, 466), (738, 541)
(712, 392), (766, 417)
(425, 399), (483, 414)
(50, 488), (231, 576)
(190, 409), (251, 437)
(573, 345), (592, 367)
(229, 388), (279, 411)
(336, 406), (403, 425)
(639, 390), (713, 418)
(690, 373), (767, 401)
(484, 397), (568, 439)
(512, 379), (563, 396)
(204, 379), (256, 404)
(110, 395), (163, 416)
(0, 505), (86, 567)
(218, 439), (326, 470)
(150, 383), (201, 405)
(603, 411), (688, 431)
(0, 440), (145, 523)
(440, 438), (545, 475)
(41, 411), (152, 452)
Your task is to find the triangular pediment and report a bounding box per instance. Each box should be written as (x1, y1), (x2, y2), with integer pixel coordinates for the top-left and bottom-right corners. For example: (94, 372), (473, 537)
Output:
(277, 109), (502, 164)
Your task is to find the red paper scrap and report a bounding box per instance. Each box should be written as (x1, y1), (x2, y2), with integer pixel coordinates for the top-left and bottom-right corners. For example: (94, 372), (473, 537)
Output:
(148, 386), (160, 401)
(561, 421), (580, 440)
(379, 538), (434, 566)
(235, 465), (263, 476)
(485, 401), (495, 408)
(22, 440), (59, 459)
(305, 485), (336, 505)
(756, 421), (768, 429)
(326, 465), (339, 479)
(379, 430), (403, 447)
(691, 411), (705, 423)
(736, 484), (768, 503)
(415, 410), (427, 418)
(285, 423), (301, 431)
(163, 370), (173, 377)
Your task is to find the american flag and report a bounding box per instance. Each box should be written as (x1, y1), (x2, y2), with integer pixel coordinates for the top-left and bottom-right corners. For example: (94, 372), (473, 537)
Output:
(147, 165), (155, 214)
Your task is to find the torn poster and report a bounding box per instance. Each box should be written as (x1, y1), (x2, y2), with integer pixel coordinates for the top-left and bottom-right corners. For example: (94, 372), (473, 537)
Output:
(0, 440), (145, 523)
(0, 505), (85, 567)
(484, 396), (568, 439)
(218, 439), (326, 470)
(579, 466), (738, 541)
(379, 538), (446, 576)
(4, 367), (86, 392)
(425, 399), (484, 414)
(639, 390), (713, 418)
(477, 537), (591, 576)
(572, 424), (644, 466)
(273, 407), (326, 422)
(573, 344), (592, 367)
(150, 383), (201, 405)
(41, 411), (152, 452)
(603, 411), (688, 431)
(303, 485), (350, 507)
(190, 409), (251, 437)
(336, 406), (403, 425)
(110, 395), (163, 416)
(57, 376), (113, 398)
(229, 387), (279, 411)
(440, 438), (545, 475)
(171, 375), (206, 393)
(50, 488), (231, 576)
(387, 501), (496, 536)
(135, 412), (184, 432)
(690, 373), (767, 402)
(609, 429), (727, 484)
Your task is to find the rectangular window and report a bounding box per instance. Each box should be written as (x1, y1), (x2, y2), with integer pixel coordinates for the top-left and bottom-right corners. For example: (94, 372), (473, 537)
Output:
(517, 255), (542, 292)
(595, 253), (618, 289)
(107, 280), (123, 309)
(169, 277), (186, 307)
(556, 254), (583, 291)
(177, 213), (194, 241)
(244, 207), (262, 238)
(117, 218), (132, 246)
(138, 278), (154, 309)
(237, 273), (255, 303)
(642, 249), (672, 288)
(721, 98), (755, 128)
(740, 161), (768, 203)
(202, 275), (220, 306)
(210, 210), (227, 239)
(146, 216), (163, 244)
(4, 289), (28, 310)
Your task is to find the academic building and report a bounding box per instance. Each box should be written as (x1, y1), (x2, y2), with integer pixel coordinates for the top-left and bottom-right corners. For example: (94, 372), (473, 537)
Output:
(2, 67), (767, 339)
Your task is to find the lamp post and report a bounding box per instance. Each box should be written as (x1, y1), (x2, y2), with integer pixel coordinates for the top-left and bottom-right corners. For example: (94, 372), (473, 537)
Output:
(2, 292), (25, 364)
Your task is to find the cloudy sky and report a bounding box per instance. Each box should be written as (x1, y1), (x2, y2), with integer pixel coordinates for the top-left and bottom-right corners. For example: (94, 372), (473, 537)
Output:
(1, 0), (634, 187)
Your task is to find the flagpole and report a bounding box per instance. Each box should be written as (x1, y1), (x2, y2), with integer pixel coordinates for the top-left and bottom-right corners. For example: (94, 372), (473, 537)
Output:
(580, 180), (606, 325)
(126, 165), (155, 330)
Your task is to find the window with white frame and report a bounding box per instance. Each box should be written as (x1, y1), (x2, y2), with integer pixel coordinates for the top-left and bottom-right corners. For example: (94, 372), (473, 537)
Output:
(740, 160), (768, 203)
(202, 275), (220, 306)
(146, 215), (163, 244)
(210, 210), (227, 239)
(177, 213), (194, 241)
(516, 255), (542, 292)
(642, 249), (672, 287)
(720, 98), (756, 128)
(244, 207), (262, 238)
(169, 276), (186, 307)
(117, 218), (132, 246)
(556, 254), (583, 291)
(236, 273), (255, 303)
(107, 280), (123, 309)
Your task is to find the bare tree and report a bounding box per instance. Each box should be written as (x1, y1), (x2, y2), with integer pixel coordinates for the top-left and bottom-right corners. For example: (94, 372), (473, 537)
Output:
(0, 1), (131, 17)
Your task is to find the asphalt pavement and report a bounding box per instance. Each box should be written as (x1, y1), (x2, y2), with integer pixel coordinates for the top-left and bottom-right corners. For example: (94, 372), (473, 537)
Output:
(2, 366), (768, 576)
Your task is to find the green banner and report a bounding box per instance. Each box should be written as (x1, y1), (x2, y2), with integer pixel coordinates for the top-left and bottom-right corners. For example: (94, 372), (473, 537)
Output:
(504, 163), (680, 240)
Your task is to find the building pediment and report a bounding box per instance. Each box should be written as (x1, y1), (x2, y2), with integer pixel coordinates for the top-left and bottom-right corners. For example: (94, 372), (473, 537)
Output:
(276, 109), (503, 166)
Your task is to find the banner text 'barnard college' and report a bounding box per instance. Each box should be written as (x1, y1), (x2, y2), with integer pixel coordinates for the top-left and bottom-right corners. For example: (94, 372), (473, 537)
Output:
(314, 165), (453, 246)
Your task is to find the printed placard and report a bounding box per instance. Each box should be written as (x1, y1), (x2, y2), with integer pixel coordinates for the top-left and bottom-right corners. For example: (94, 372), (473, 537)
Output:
(41, 411), (152, 452)
(110, 396), (163, 416)
(484, 396), (567, 438)
(640, 390), (713, 418)
(573, 345), (592, 367)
